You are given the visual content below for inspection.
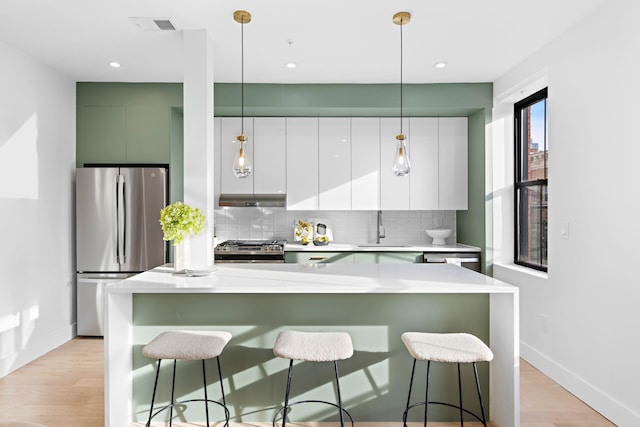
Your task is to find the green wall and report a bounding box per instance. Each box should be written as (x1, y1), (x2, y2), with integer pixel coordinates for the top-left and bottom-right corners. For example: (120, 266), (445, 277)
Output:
(76, 82), (184, 201)
(76, 82), (492, 264)
(457, 109), (488, 272)
(214, 83), (491, 117)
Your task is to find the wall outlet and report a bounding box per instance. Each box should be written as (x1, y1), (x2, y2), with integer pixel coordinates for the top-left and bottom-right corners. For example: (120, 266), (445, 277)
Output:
(540, 314), (549, 333)
(560, 222), (570, 239)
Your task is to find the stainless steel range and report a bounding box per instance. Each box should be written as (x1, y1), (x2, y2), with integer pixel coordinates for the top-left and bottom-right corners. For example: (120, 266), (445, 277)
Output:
(214, 239), (287, 263)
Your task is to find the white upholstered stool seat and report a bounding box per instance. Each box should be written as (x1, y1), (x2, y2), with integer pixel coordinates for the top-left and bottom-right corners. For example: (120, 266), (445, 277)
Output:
(401, 332), (492, 427)
(142, 330), (232, 360)
(272, 330), (354, 427)
(273, 331), (353, 362)
(142, 330), (232, 427)
(401, 332), (494, 364)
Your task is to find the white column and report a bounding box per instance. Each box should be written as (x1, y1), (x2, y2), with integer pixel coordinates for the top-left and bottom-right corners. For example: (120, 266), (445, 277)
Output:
(183, 29), (214, 268)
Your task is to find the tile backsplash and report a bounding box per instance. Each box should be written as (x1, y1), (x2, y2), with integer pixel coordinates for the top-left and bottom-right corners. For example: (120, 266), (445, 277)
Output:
(214, 208), (456, 245)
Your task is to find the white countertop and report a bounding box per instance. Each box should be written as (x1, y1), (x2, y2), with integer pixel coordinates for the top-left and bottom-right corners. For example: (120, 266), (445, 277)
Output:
(284, 242), (481, 252)
(107, 263), (514, 295)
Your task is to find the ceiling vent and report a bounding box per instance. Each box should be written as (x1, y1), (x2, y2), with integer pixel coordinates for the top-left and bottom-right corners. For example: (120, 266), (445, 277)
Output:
(130, 17), (178, 32)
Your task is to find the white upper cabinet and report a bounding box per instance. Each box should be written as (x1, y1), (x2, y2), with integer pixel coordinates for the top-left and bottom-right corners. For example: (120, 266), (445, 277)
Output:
(438, 117), (468, 210)
(319, 118), (352, 210)
(409, 118), (439, 210)
(351, 118), (380, 210)
(286, 117), (319, 210)
(380, 117), (410, 210)
(216, 116), (467, 211)
(220, 117), (254, 194)
(254, 117), (286, 194)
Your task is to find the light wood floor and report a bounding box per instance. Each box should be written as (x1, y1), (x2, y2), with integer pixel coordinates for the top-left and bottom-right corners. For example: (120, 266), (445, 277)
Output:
(0, 338), (615, 427)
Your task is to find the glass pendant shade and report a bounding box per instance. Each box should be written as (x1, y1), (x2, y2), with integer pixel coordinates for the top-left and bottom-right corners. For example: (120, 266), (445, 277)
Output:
(232, 135), (252, 178)
(392, 134), (411, 176)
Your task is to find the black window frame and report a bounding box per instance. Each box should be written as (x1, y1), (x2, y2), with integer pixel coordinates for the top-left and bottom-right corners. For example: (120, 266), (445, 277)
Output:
(514, 88), (548, 272)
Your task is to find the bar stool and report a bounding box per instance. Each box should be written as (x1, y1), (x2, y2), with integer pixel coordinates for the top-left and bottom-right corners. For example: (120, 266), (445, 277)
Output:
(142, 330), (232, 427)
(272, 331), (354, 427)
(401, 332), (493, 427)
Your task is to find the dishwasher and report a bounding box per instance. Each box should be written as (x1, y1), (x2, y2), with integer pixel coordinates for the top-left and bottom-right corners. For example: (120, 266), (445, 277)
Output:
(423, 252), (481, 272)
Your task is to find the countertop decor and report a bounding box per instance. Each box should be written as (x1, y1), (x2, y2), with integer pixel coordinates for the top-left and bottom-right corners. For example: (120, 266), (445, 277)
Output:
(159, 201), (206, 273)
(159, 201), (206, 245)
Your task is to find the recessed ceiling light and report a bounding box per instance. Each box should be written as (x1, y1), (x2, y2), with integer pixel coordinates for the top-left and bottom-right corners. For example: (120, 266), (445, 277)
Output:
(286, 62), (297, 69)
(434, 61), (448, 69)
(109, 61), (121, 68)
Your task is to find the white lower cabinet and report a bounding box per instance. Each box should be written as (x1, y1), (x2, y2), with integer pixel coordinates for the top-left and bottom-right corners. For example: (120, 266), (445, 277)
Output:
(286, 118), (319, 210)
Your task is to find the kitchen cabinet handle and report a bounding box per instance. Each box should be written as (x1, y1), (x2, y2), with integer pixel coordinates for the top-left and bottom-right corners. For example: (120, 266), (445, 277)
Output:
(425, 257), (479, 263)
(309, 257), (327, 261)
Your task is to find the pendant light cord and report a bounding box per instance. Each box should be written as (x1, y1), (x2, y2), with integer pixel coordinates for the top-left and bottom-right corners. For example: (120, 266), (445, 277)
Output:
(400, 16), (404, 135)
(241, 17), (245, 135)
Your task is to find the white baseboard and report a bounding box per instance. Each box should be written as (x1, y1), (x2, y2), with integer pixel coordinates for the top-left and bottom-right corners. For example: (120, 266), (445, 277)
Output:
(0, 322), (76, 378)
(521, 340), (639, 426)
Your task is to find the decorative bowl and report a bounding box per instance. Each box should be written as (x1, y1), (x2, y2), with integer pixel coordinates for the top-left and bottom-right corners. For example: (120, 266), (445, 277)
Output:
(425, 229), (452, 245)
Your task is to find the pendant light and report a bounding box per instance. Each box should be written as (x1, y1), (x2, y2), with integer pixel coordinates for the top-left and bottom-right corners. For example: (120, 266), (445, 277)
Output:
(232, 10), (252, 178)
(392, 11), (411, 177)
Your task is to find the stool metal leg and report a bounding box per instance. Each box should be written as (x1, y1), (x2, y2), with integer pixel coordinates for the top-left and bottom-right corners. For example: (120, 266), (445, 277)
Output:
(402, 359), (489, 427)
(217, 356), (230, 426)
(273, 359), (354, 427)
(457, 363), (463, 426)
(424, 360), (431, 427)
(403, 358), (416, 427)
(202, 360), (210, 427)
(280, 359), (295, 427)
(169, 359), (177, 427)
(473, 362), (488, 427)
(146, 359), (162, 427)
(333, 361), (346, 427)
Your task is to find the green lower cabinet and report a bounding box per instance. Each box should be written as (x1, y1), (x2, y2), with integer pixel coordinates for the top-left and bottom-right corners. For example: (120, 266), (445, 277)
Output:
(354, 252), (422, 263)
(285, 251), (354, 263)
(285, 251), (422, 264)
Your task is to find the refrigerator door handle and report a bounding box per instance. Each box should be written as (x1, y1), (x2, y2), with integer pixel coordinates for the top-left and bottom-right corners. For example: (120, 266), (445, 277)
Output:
(116, 174), (126, 265)
(122, 178), (127, 264)
(114, 174), (120, 264)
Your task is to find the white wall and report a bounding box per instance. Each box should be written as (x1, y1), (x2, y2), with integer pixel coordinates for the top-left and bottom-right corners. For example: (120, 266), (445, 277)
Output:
(490, 0), (640, 425)
(0, 40), (76, 377)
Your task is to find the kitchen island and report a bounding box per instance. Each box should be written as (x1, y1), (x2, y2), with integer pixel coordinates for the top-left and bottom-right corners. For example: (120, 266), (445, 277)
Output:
(105, 263), (519, 427)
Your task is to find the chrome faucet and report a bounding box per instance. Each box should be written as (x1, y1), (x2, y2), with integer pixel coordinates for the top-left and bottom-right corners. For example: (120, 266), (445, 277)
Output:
(376, 210), (386, 244)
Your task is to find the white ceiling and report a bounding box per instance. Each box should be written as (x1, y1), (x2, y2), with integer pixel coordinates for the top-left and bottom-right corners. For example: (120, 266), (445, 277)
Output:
(0, 0), (608, 84)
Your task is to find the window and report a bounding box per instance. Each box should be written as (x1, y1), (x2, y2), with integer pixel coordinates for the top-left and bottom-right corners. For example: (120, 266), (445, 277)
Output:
(514, 88), (548, 271)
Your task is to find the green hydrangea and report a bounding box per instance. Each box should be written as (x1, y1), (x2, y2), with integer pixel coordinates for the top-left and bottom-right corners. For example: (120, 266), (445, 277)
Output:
(159, 202), (206, 245)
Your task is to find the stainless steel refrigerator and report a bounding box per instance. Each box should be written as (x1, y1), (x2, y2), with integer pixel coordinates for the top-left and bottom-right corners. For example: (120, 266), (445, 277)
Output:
(76, 166), (167, 336)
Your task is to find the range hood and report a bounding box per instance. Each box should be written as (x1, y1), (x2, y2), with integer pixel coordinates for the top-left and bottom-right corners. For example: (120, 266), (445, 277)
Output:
(218, 194), (286, 208)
